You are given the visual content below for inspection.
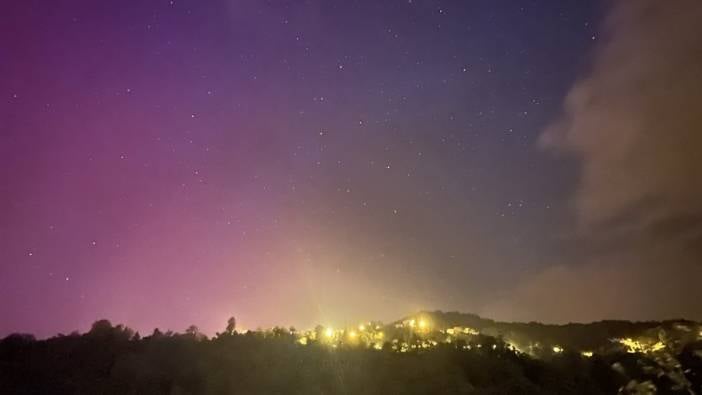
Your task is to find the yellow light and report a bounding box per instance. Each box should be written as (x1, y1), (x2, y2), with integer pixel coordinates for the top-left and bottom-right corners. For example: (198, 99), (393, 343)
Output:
(358, 324), (366, 331)
(618, 338), (640, 353)
(418, 319), (428, 330)
(325, 328), (334, 338)
(463, 327), (479, 335)
(581, 351), (593, 358)
(349, 330), (357, 338)
(408, 319), (416, 328)
(616, 338), (664, 354)
(552, 346), (563, 353)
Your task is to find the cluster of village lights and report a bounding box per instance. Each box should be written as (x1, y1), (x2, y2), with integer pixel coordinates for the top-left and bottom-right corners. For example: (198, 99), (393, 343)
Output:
(288, 316), (690, 358)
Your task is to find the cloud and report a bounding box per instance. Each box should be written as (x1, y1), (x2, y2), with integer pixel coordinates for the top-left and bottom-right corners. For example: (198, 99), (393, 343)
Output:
(491, 0), (702, 322)
(541, 0), (702, 233)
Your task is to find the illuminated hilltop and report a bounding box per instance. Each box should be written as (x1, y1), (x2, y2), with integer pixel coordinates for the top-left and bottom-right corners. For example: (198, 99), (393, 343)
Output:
(245, 311), (701, 359)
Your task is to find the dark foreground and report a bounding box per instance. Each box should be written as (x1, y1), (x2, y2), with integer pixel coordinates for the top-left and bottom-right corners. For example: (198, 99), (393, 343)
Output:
(2, 320), (701, 394)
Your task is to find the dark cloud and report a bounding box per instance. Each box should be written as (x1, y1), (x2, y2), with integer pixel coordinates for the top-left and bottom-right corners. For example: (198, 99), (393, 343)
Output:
(490, 0), (702, 322)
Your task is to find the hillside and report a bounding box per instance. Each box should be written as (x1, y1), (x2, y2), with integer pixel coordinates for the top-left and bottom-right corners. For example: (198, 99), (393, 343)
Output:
(392, 311), (700, 355)
(3, 314), (702, 394)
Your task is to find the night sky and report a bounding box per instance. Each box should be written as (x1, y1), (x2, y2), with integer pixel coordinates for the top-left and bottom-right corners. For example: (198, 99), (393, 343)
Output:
(3, 0), (702, 338)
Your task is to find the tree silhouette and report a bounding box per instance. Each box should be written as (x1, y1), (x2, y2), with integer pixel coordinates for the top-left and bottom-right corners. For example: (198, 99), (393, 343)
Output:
(0, 316), (699, 394)
(225, 316), (236, 335)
